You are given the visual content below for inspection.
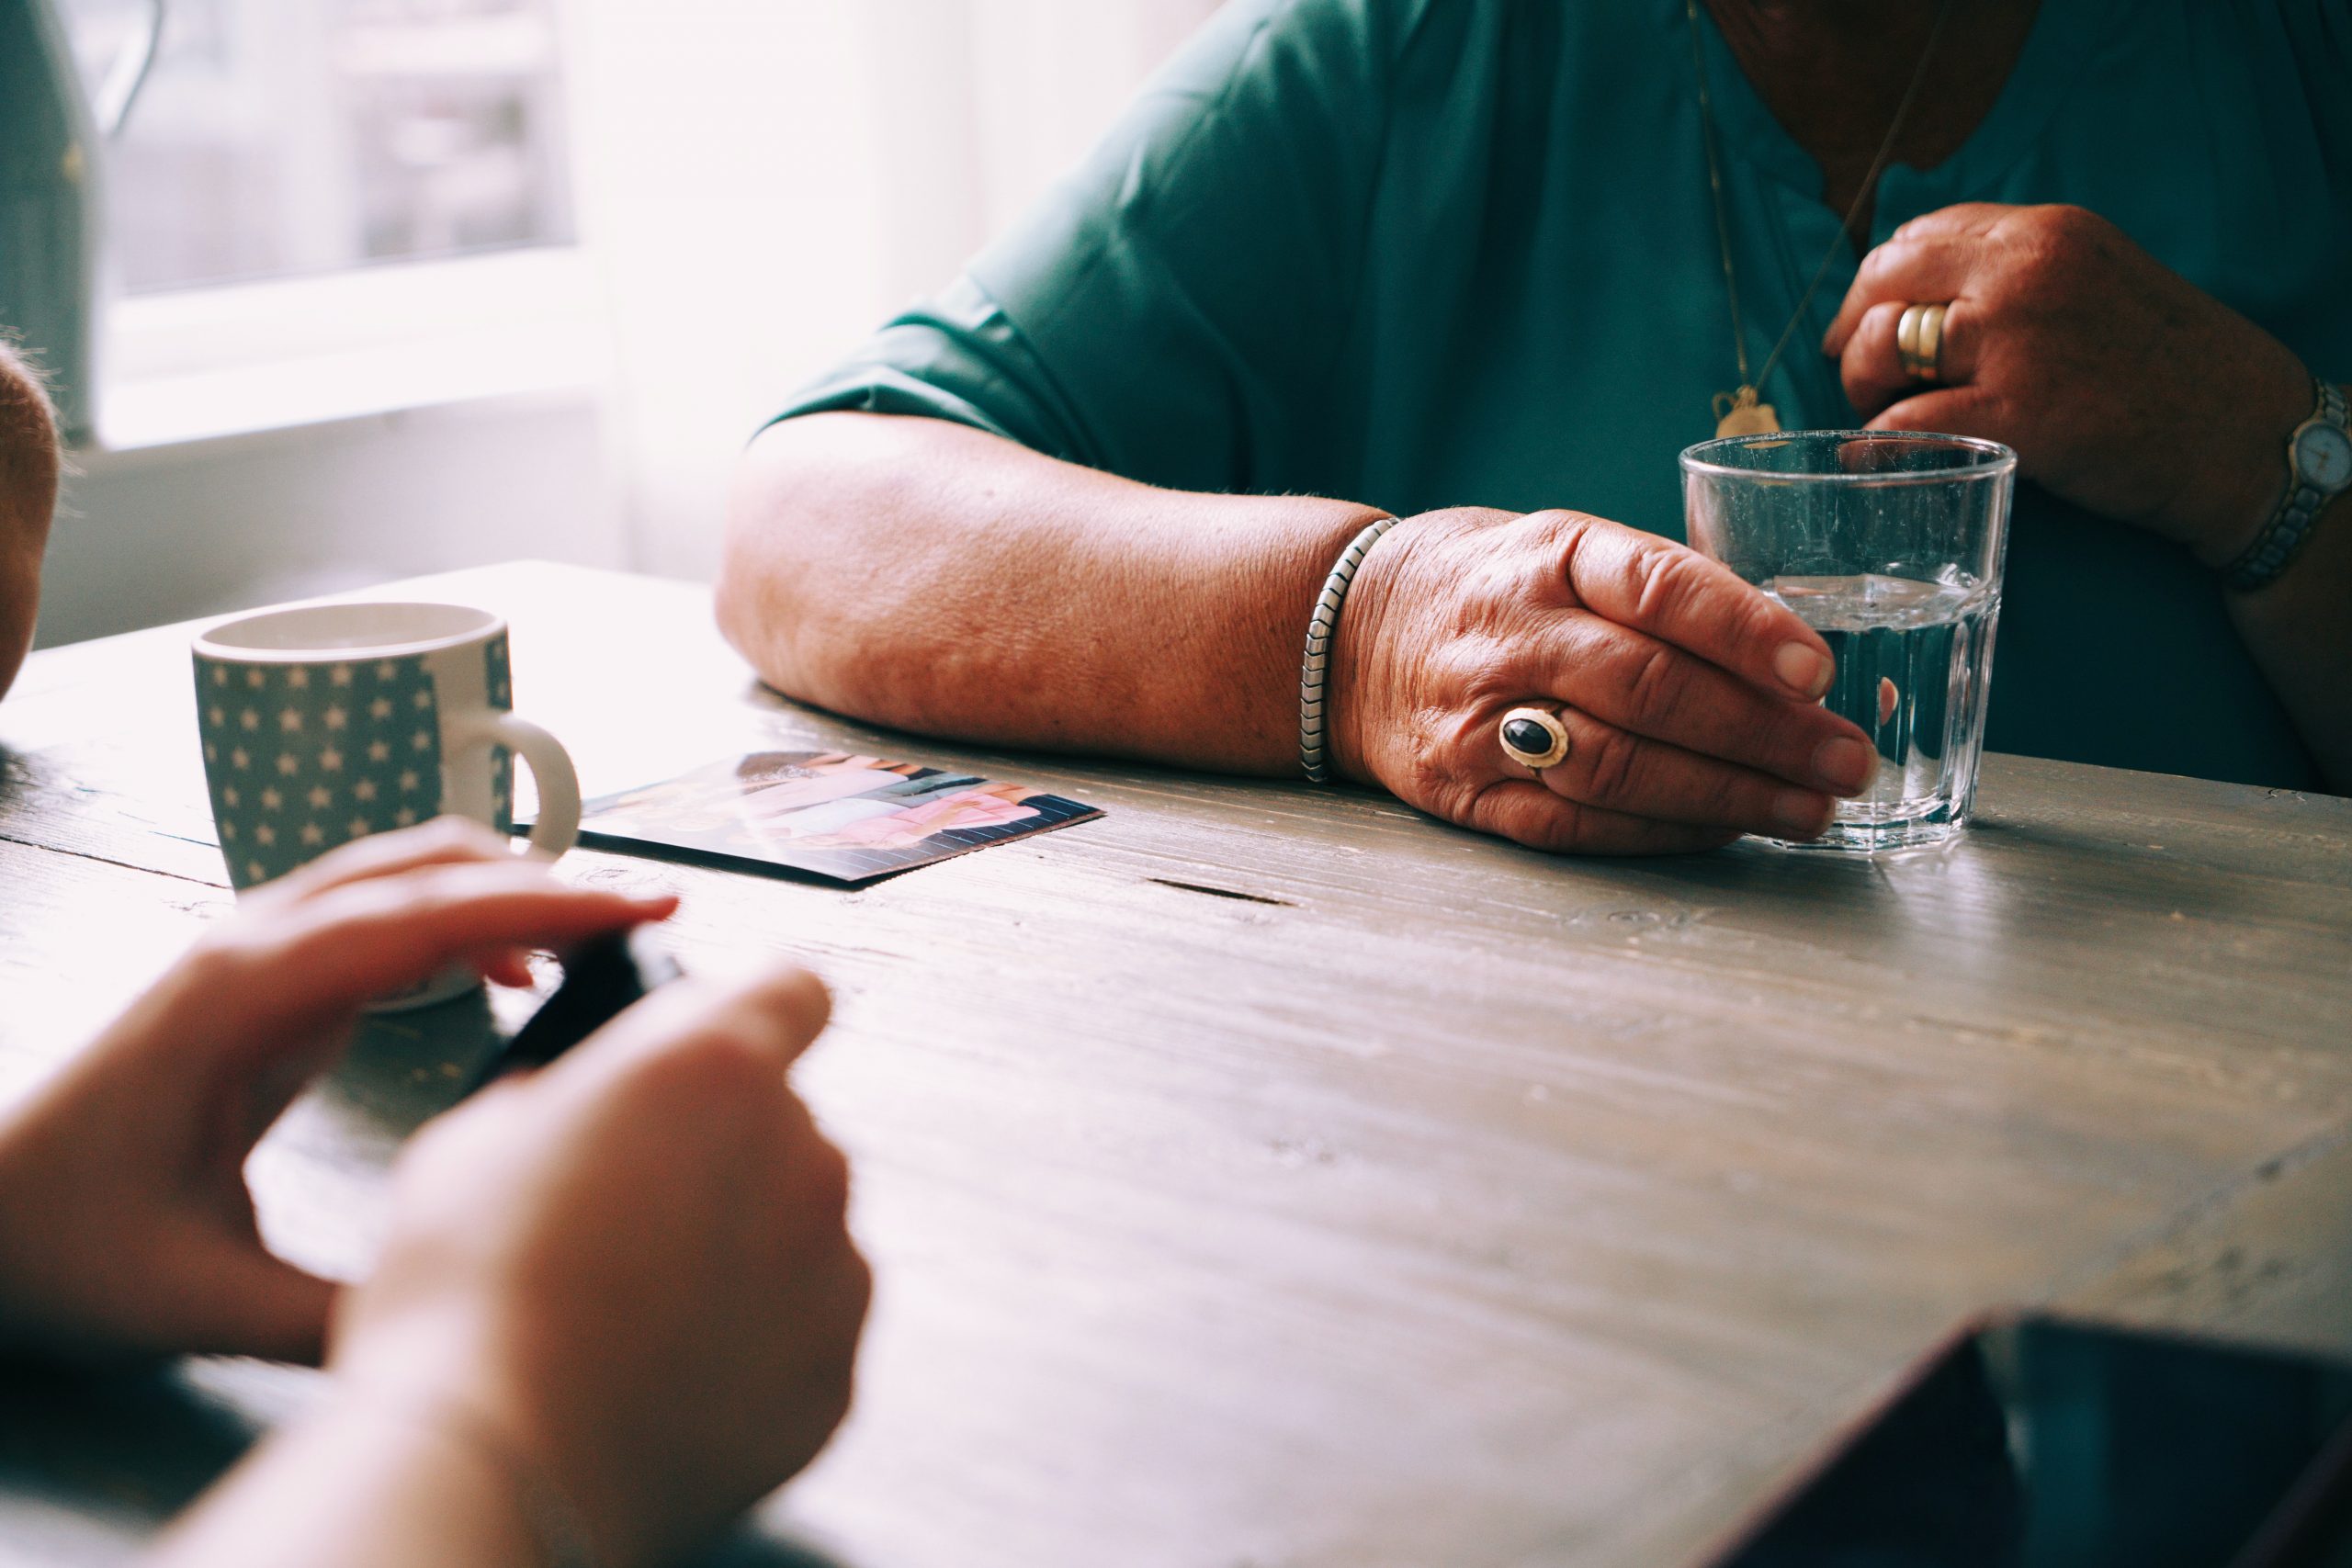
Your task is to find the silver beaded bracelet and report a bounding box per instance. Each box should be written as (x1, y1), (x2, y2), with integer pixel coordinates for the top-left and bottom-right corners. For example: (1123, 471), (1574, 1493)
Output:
(1298, 514), (1401, 783)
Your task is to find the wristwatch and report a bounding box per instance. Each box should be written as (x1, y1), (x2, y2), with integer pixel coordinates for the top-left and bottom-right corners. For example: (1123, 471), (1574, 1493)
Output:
(2222, 378), (2351, 592)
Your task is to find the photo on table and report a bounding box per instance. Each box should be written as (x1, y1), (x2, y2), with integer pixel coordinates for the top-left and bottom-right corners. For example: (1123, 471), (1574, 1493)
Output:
(567, 750), (1103, 885)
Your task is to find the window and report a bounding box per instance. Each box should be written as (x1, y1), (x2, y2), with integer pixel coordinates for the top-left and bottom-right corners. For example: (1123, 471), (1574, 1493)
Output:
(58, 0), (574, 294)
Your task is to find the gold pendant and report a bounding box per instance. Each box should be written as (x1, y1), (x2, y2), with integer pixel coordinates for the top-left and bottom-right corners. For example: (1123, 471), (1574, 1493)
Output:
(1713, 386), (1781, 438)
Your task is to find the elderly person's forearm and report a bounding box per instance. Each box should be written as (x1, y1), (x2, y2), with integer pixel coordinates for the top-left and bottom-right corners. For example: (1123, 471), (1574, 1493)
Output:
(718, 412), (1385, 776)
(0, 342), (61, 702)
(720, 413), (1876, 856)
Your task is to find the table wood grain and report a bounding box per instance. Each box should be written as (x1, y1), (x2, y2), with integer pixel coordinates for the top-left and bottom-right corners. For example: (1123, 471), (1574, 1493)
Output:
(3, 561), (2348, 1568)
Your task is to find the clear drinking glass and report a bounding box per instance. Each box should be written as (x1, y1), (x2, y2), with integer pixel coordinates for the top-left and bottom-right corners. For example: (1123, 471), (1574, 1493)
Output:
(1681, 431), (2017, 853)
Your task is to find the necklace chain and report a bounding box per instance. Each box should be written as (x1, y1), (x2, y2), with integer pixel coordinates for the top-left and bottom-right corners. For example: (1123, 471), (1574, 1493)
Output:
(1686, 0), (1958, 406)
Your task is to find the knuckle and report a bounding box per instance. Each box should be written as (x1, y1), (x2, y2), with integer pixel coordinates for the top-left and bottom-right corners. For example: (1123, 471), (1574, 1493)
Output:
(2031, 203), (2104, 247)
(1545, 512), (1607, 600)
(1734, 585), (1796, 653)
(815, 1248), (874, 1380)
(1856, 240), (1911, 289)
(1529, 798), (1595, 853)
(1391, 703), (1478, 819)
(1862, 299), (1907, 344)
(1621, 638), (1689, 725)
(1445, 636), (1522, 704)
(1695, 769), (1755, 828)
(2009, 206), (2105, 286)
(1577, 726), (1647, 808)
(847, 1247), (876, 1319)
(1467, 779), (1532, 844)
(181, 926), (277, 993)
(1626, 543), (1703, 628)
(798, 1130), (854, 1218)
(1528, 507), (1599, 543)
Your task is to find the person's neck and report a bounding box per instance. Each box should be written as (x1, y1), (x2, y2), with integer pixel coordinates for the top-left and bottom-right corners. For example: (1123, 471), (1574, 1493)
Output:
(1702, 0), (2042, 248)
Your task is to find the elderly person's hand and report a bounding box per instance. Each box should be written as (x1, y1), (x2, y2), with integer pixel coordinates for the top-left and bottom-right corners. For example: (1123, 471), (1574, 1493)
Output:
(1823, 202), (2317, 567)
(0, 339), (62, 701)
(1330, 508), (1880, 853)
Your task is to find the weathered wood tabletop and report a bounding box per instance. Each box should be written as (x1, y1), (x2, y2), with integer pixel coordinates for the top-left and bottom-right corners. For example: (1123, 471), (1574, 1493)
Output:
(3, 561), (2349, 1568)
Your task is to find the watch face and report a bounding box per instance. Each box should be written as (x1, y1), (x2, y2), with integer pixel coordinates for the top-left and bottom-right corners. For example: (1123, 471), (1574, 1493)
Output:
(2296, 421), (2352, 491)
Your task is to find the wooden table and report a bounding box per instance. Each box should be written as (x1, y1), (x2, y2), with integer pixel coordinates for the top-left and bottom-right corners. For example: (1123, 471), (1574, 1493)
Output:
(4, 561), (2350, 1568)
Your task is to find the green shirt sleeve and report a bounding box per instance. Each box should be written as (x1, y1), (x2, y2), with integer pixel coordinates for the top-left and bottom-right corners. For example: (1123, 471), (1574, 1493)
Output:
(770, 0), (1419, 495)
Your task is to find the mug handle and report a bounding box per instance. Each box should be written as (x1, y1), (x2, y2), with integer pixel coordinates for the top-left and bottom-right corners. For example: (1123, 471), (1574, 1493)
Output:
(452, 711), (582, 857)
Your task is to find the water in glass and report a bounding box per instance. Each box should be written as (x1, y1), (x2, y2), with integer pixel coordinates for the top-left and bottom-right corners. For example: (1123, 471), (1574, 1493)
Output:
(1762, 570), (2000, 852)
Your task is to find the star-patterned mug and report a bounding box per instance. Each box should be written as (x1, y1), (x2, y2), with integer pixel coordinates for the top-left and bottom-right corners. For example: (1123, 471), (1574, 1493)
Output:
(193, 602), (582, 1007)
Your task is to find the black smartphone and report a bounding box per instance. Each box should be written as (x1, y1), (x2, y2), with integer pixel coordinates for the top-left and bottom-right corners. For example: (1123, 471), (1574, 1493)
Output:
(466, 926), (684, 1090)
(1698, 1313), (2352, 1568)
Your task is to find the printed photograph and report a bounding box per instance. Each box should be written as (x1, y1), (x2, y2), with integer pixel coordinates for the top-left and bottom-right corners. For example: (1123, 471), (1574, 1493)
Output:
(574, 750), (1103, 884)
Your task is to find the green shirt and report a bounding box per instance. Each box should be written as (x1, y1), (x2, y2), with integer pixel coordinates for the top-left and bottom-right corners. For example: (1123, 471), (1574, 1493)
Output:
(775, 0), (2352, 790)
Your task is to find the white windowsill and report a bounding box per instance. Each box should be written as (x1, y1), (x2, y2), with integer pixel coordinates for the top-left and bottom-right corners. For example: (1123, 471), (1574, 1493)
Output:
(89, 247), (610, 456)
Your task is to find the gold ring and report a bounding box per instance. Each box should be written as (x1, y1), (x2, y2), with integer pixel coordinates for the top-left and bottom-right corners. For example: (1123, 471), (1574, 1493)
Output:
(1896, 301), (1949, 383)
(1499, 706), (1571, 772)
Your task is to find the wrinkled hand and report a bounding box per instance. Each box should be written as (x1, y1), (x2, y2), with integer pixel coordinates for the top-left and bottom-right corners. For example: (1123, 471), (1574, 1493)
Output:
(1330, 508), (1878, 853)
(331, 960), (868, 1568)
(0, 819), (678, 1363)
(1825, 202), (2312, 563)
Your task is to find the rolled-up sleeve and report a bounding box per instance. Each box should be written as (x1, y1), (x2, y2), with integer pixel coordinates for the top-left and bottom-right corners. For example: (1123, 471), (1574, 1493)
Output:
(769, 0), (1413, 496)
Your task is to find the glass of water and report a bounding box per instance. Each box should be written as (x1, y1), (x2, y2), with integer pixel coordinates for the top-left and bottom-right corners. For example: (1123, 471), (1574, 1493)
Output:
(1681, 431), (2017, 853)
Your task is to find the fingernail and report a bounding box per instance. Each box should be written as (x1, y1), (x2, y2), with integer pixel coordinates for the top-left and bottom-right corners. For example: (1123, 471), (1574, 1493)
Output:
(1774, 642), (1834, 699)
(1815, 737), (1875, 795)
(1774, 789), (1835, 837)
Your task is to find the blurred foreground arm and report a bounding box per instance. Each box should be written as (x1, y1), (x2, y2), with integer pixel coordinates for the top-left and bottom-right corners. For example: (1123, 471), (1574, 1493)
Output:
(121, 841), (875, 1568)
(149, 959), (868, 1568)
(0, 818), (867, 1567)
(0, 339), (61, 701)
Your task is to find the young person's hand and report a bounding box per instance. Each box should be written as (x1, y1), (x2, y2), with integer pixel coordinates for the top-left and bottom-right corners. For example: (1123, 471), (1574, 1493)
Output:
(0, 818), (678, 1362)
(324, 958), (868, 1568)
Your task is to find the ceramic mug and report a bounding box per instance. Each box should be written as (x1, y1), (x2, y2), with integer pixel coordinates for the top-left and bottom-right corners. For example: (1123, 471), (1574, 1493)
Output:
(192, 602), (582, 1007)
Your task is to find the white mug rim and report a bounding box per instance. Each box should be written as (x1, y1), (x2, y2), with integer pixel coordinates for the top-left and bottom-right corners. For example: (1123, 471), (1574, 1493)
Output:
(195, 601), (507, 664)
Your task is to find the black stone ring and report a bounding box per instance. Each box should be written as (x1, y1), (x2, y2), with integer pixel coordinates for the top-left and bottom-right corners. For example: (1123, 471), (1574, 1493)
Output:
(1499, 706), (1571, 772)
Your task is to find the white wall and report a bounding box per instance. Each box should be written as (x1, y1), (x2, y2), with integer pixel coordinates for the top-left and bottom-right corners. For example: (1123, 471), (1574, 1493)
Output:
(571, 0), (1223, 581)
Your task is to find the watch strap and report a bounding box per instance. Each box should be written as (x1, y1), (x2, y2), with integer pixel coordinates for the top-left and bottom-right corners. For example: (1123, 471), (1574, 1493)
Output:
(2222, 378), (2348, 593)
